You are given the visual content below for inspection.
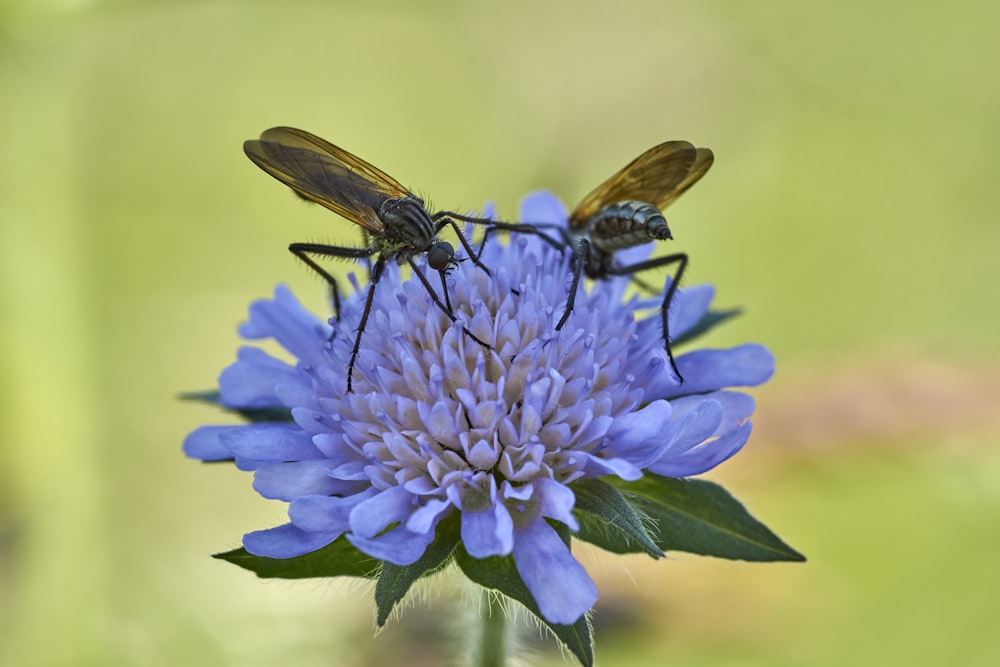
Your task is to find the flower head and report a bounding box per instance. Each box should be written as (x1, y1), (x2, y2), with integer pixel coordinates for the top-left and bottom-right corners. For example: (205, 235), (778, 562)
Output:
(185, 191), (774, 625)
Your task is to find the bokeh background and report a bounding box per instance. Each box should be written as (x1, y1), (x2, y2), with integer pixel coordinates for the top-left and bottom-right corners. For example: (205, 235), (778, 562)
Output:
(2, 1), (998, 665)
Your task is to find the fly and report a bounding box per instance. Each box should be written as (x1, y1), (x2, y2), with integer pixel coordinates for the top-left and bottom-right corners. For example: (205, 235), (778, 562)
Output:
(478, 140), (713, 383)
(244, 126), (491, 393)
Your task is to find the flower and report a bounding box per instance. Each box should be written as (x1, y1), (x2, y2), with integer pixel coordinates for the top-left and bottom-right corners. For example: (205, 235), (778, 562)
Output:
(184, 191), (774, 626)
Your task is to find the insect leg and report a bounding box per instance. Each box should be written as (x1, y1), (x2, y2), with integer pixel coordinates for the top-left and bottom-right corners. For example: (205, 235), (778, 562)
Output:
(476, 221), (568, 260)
(438, 268), (454, 313)
(346, 256), (386, 394)
(474, 224), (497, 260)
(606, 252), (688, 384)
(359, 230), (374, 279)
(555, 237), (589, 331)
(435, 211), (496, 226)
(442, 211), (566, 243)
(432, 213), (491, 276)
(288, 242), (372, 319)
(628, 274), (662, 296)
(407, 257), (491, 351)
(289, 242), (375, 340)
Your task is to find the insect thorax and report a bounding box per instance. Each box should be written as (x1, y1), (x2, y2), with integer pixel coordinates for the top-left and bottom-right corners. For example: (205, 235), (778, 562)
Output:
(378, 197), (437, 257)
(587, 200), (672, 253)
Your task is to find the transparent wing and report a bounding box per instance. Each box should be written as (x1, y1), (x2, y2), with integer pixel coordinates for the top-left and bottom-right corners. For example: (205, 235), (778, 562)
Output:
(244, 127), (418, 233)
(570, 141), (714, 228)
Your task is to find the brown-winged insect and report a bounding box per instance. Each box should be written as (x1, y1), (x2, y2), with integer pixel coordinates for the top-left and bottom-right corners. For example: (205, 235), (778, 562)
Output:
(244, 126), (491, 393)
(479, 141), (713, 383)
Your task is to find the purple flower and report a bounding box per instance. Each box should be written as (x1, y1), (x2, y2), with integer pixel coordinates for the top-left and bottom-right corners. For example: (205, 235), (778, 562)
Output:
(184, 191), (774, 626)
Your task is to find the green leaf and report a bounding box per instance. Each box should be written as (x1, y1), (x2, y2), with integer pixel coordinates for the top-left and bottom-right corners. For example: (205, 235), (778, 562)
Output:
(178, 389), (226, 406)
(214, 538), (381, 579)
(570, 478), (664, 558)
(455, 546), (594, 667)
(673, 307), (742, 347)
(375, 515), (461, 626)
(614, 474), (806, 562)
(179, 389), (294, 423)
(575, 512), (648, 556)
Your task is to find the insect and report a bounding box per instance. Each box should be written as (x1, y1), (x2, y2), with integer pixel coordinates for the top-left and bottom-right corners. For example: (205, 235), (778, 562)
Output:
(479, 141), (713, 384)
(243, 126), (491, 393)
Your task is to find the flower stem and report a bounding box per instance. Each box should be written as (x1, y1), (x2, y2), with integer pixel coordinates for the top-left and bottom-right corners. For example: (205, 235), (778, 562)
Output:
(475, 588), (507, 667)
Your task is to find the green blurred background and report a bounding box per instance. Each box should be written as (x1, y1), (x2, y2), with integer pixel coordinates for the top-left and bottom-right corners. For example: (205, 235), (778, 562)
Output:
(2, 1), (998, 665)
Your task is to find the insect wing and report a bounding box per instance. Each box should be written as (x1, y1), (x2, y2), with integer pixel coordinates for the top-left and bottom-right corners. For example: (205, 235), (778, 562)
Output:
(244, 127), (416, 234)
(570, 141), (714, 228)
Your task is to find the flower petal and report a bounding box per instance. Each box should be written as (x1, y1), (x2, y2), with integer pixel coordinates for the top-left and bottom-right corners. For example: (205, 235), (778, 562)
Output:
(518, 190), (568, 226)
(582, 454), (644, 481)
(664, 399), (725, 454)
(461, 501), (514, 558)
(669, 391), (755, 434)
(252, 460), (363, 500)
(535, 478), (578, 531)
(220, 423), (323, 462)
(243, 523), (339, 558)
(407, 498), (452, 534)
(239, 285), (329, 368)
(602, 399), (673, 469)
(648, 422), (752, 477)
(348, 486), (415, 539)
(669, 284), (716, 339)
(513, 518), (598, 625)
(347, 524), (437, 566)
(652, 343), (775, 398)
(614, 240), (655, 267)
(647, 392), (756, 477)
(218, 346), (299, 409)
(183, 425), (236, 461)
(290, 491), (374, 533)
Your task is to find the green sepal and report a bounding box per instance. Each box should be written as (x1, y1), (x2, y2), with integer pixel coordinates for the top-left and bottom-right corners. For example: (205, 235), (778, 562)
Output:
(455, 544), (594, 667)
(178, 389), (294, 423)
(375, 514), (461, 626)
(213, 537), (380, 579)
(612, 474), (806, 562)
(672, 307), (742, 347)
(570, 478), (664, 558)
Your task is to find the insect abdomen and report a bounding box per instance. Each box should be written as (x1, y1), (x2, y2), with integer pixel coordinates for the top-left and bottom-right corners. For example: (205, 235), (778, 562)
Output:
(588, 200), (672, 253)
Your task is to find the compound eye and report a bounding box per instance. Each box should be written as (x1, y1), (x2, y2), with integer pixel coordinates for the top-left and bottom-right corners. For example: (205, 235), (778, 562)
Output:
(427, 241), (455, 271)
